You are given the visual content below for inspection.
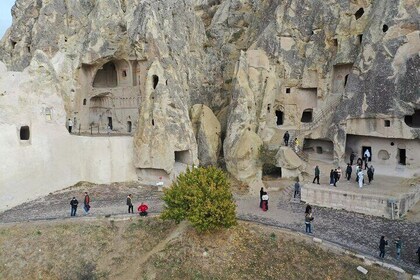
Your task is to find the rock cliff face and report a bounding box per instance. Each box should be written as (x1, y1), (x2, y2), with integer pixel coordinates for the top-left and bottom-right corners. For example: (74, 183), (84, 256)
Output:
(0, 0), (419, 193)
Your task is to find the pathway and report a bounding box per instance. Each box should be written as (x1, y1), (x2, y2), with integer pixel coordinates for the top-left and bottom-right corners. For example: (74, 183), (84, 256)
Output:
(0, 182), (419, 275)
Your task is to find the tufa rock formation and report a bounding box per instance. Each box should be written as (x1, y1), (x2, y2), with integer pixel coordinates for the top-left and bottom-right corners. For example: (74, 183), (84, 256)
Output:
(0, 0), (419, 204)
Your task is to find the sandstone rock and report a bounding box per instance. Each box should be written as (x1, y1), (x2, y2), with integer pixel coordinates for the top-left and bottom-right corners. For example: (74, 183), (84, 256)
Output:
(356, 266), (368, 275)
(191, 104), (221, 166)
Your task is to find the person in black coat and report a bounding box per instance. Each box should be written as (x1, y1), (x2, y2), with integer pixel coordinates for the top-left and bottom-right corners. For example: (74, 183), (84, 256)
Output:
(259, 187), (264, 208)
(70, 197), (78, 217)
(346, 163), (352, 180)
(379, 236), (388, 258)
(333, 169), (339, 187)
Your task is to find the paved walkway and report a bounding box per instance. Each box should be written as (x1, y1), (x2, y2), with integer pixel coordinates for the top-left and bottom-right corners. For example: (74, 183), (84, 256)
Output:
(0, 182), (419, 274)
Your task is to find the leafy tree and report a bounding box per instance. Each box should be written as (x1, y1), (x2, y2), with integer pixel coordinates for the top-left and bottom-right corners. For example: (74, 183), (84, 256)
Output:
(161, 166), (237, 232)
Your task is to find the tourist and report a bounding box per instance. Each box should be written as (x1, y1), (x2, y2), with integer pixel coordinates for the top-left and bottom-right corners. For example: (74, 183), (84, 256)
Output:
(346, 163), (352, 181)
(312, 166), (320, 184)
(261, 192), (269, 211)
(70, 197), (78, 217)
(367, 166), (374, 184)
(329, 169), (334, 186)
(370, 165), (375, 180)
(138, 202), (149, 216)
(357, 157), (363, 167)
(336, 167), (342, 181)
(350, 152), (356, 165)
(294, 181), (301, 198)
(84, 192), (90, 214)
(294, 138), (299, 153)
(394, 237), (402, 260)
(283, 131), (290, 146)
(305, 211), (313, 234)
(416, 246), (420, 264)
(259, 187), (264, 208)
(379, 236), (388, 258)
(355, 164), (361, 182)
(305, 204), (312, 214)
(358, 170), (364, 188)
(333, 169), (339, 187)
(127, 194), (134, 214)
(363, 149), (371, 169)
(67, 118), (73, 133)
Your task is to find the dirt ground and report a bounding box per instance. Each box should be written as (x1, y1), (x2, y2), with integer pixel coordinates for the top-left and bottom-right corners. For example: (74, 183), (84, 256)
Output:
(0, 218), (399, 280)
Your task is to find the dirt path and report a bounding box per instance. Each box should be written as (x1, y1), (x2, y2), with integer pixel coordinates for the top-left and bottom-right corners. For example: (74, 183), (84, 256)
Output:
(0, 181), (419, 275)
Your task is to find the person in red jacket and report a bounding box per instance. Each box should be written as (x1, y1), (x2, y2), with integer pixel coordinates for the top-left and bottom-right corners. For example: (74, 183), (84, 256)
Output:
(138, 203), (148, 216)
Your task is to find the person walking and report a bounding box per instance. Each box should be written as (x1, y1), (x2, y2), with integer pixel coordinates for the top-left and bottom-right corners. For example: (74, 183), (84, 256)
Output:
(350, 152), (356, 166)
(70, 197), (78, 217)
(305, 211), (313, 234)
(83, 192), (90, 214)
(261, 192), (269, 211)
(260, 187), (264, 208)
(67, 118), (73, 133)
(283, 131), (290, 146)
(333, 169), (339, 187)
(329, 169), (334, 186)
(394, 237), (402, 260)
(416, 246), (420, 264)
(363, 149), (371, 170)
(355, 164), (361, 182)
(346, 163), (352, 181)
(370, 165), (375, 180)
(379, 236), (388, 258)
(138, 203), (148, 216)
(312, 166), (320, 184)
(358, 170), (364, 188)
(127, 194), (134, 214)
(294, 138), (299, 153)
(294, 181), (301, 199)
(336, 167), (342, 182)
(367, 166), (374, 184)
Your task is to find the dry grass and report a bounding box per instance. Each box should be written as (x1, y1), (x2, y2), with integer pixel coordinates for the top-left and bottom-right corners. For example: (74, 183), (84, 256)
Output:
(0, 218), (397, 280)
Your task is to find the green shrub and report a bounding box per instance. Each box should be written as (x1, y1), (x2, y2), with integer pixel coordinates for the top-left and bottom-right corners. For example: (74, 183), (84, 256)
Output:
(161, 166), (237, 232)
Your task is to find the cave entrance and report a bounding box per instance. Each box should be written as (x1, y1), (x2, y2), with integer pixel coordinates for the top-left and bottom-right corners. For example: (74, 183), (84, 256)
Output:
(275, 110), (284, 125)
(362, 146), (372, 161)
(108, 117), (113, 130)
(301, 109), (313, 123)
(93, 62), (118, 88)
(262, 165), (282, 178)
(404, 110), (420, 128)
(20, 126), (30, 140)
(398, 149), (406, 165)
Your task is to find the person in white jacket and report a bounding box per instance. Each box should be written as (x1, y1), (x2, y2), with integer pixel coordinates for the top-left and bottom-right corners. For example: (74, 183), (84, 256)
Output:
(358, 170), (364, 188)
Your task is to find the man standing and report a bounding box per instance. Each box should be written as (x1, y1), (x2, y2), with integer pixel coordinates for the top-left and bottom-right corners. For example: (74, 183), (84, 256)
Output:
(283, 131), (290, 146)
(379, 236), (388, 258)
(70, 197), (78, 217)
(312, 166), (320, 184)
(395, 237), (402, 260)
(350, 152), (356, 165)
(67, 118), (73, 133)
(127, 194), (134, 214)
(346, 163), (352, 181)
(84, 192), (90, 214)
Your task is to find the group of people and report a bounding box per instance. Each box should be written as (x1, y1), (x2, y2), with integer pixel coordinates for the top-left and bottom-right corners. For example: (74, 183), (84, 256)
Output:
(69, 192), (148, 217)
(311, 150), (376, 189)
(70, 192), (90, 216)
(283, 131), (300, 153)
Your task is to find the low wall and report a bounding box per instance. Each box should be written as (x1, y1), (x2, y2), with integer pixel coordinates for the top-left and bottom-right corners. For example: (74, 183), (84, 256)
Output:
(0, 123), (137, 212)
(301, 184), (420, 219)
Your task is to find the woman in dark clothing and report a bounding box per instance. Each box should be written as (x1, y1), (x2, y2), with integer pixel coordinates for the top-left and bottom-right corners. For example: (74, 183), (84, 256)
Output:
(379, 236), (388, 258)
(305, 204), (312, 214)
(261, 191), (269, 211)
(260, 187), (264, 208)
(329, 169), (334, 185)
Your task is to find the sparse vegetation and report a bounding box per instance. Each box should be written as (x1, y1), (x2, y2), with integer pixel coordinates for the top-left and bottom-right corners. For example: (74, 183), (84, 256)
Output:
(161, 166), (237, 232)
(258, 144), (279, 176)
(0, 219), (398, 279)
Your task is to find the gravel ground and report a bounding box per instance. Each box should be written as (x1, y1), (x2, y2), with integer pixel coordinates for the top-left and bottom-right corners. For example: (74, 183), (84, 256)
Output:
(1, 182), (419, 275)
